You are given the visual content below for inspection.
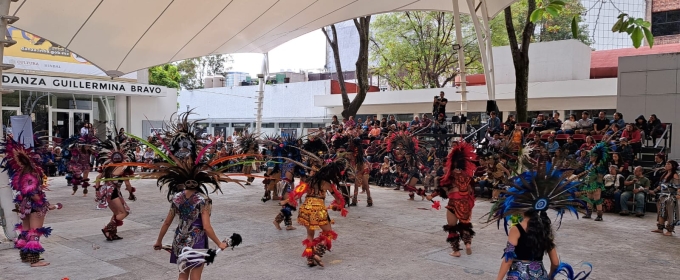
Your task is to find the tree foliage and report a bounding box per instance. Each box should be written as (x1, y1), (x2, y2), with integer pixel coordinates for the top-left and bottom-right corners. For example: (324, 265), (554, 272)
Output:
(148, 64), (180, 89)
(175, 54), (233, 90)
(371, 11), (482, 90)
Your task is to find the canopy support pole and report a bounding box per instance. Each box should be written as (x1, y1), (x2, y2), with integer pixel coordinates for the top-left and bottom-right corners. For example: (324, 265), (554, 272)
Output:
(0, 0), (19, 241)
(465, 0), (496, 101)
(452, 0), (467, 115)
(255, 53), (268, 135)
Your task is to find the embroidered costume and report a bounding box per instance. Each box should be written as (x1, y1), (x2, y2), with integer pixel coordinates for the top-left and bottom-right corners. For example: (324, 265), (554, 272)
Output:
(429, 142), (477, 256)
(383, 131), (423, 200)
(289, 160), (348, 267)
(654, 175), (680, 234)
(580, 142), (610, 221)
(237, 132), (260, 185)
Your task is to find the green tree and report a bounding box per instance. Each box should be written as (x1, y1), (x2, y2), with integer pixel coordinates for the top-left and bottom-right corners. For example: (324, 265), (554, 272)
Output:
(535, 0), (591, 44)
(371, 11), (481, 90)
(176, 58), (201, 89)
(174, 55), (233, 90)
(148, 64), (180, 89)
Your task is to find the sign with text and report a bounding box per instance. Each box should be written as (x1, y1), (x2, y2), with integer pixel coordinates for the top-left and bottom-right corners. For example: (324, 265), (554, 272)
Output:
(2, 73), (166, 97)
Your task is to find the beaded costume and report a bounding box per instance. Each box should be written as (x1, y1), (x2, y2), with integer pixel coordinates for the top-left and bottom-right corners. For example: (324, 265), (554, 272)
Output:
(580, 142), (610, 220)
(383, 131), (424, 200)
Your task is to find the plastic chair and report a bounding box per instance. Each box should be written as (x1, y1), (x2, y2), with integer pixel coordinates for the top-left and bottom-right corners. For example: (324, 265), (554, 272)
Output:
(591, 134), (604, 142)
(555, 134), (569, 141)
(572, 134), (586, 141)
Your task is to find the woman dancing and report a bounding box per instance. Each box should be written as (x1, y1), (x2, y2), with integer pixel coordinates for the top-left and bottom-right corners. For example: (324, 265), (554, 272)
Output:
(3, 136), (62, 267)
(289, 160), (348, 267)
(580, 142), (610, 221)
(487, 160), (591, 280)
(648, 160), (680, 235)
(94, 140), (136, 240)
(426, 142), (477, 257)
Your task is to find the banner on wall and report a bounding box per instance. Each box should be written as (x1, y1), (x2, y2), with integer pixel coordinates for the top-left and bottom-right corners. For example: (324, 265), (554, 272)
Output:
(3, 27), (137, 79)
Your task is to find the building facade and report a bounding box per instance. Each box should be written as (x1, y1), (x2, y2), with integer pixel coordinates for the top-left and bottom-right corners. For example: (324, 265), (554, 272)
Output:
(648, 0), (680, 45)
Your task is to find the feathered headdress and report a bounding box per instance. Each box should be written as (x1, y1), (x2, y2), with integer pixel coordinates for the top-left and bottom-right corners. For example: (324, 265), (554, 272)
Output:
(237, 132), (260, 153)
(385, 131), (421, 155)
(588, 142), (610, 166)
(99, 139), (131, 165)
(164, 110), (201, 160)
(0, 137), (45, 196)
(484, 160), (587, 233)
(154, 158), (240, 201)
(440, 142), (477, 186)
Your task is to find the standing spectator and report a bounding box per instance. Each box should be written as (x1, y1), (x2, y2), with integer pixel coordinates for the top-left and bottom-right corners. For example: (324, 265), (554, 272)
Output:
(434, 91), (448, 117)
(576, 111), (593, 134)
(621, 166), (650, 217)
(80, 122), (91, 136)
(592, 111), (610, 135)
(621, 124), (642, 155)
(634, 115), (648, 140)
(504, 114), (516, 131)
(487, 111), (501, 135)
(556, 114), (578, 134)
(648, 114), (664, 142)
(542, 112), (562, 135)
(562, 136), (579, 157)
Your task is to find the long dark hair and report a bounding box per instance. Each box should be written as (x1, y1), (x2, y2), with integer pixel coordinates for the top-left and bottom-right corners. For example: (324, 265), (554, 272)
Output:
(664, 160), (679, 181)
(307, 161), (345, 192)
(524, 209), (555, 258)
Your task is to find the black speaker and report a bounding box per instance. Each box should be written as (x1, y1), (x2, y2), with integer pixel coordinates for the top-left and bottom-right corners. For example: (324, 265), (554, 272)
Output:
(459, 115), (467, 124)
(451, 116), (460, 123)
(486, 100), (499, 114)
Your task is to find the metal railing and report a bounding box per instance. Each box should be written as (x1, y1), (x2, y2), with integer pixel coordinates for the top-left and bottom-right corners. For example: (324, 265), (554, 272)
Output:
(654, 123), (672, 150)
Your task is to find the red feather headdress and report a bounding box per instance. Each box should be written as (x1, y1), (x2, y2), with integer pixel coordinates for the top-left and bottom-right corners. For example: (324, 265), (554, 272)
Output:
(439, 142), (477, 186)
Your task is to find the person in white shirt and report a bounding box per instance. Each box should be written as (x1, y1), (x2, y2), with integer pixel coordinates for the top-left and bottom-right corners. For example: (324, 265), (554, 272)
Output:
(555, 114), (578, 134)
(80, 123), (91, 136)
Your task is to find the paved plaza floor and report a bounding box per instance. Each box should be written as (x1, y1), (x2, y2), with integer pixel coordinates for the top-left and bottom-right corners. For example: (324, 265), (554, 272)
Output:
(1, 174), (679, 280)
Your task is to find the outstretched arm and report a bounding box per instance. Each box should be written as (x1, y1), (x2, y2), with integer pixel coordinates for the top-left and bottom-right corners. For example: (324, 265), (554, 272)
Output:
(325, 182), (348, 217)
(154, 209), (175, 250)
(496, 226), (520, 280)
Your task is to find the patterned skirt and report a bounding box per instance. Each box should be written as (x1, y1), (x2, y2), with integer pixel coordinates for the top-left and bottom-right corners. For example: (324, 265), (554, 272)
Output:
(298, 197), (330, 230)
(507, 260), (549, 280)
(657, 194), (679, 225)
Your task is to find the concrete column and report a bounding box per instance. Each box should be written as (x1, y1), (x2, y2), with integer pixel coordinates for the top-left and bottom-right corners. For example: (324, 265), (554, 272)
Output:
(115, 96), (127, 131)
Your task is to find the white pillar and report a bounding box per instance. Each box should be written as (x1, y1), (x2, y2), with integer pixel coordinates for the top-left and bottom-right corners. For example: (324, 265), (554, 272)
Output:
(255, 53), (268, 135)
(465, 0), (496, 101)
(452, 0), (467, 115)
(0, 0), (19, 240)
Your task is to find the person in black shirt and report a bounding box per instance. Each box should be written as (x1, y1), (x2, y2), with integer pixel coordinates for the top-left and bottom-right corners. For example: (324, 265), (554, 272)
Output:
(561, 136), (579, 157)
(592, 111), (610, 135)
(504, 114), (516, 131)
(434, 91), (448, 117)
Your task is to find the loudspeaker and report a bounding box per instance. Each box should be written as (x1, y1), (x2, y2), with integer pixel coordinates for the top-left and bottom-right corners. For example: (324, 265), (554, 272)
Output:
(486, 100), (499, 114)
(459, 115), (467, 124)
(451, 116), (460, 123)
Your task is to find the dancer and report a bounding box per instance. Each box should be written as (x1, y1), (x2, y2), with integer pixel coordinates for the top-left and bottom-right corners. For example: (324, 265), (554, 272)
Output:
(426, 142), (476, 257)
(3, 135), (62, 267)
(384, 131), (424, 200)
(94, 139), (136, 240)
(238, 132), (259, 185)
(261, 135), (282, 202)
(69, 142), (95, 196)
(649, 160), (680, 235)
(346, 138), (372, 206)
(580, 142), (610, 221)
(289, 160), (348, 267)
(152, 153), (239, 279)
(487, 160), (592, 280)
(269, 136), (306, 230)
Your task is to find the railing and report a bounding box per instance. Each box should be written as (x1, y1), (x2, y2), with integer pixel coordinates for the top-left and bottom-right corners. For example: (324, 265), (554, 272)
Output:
(654, 123), (672, 150)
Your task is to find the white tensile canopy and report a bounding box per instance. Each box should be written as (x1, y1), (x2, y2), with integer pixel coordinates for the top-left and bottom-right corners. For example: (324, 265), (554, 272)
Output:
(6, 0), (517, 76)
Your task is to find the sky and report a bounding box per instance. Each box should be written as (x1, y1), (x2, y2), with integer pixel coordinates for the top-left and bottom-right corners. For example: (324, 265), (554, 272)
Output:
(230, 31), (327, 76)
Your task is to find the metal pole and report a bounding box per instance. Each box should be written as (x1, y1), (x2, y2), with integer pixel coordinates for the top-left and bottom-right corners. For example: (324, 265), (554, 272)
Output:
(255, 53), (268, 135)
(451, 0), (467, 115)
(479, 0), (496, 96)
(465, 0), (495, 101)
(0, 0), (19, 241)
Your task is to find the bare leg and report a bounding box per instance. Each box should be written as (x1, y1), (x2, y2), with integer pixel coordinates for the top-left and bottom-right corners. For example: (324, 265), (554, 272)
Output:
(188, 264), (205, 280)
(28, 213), (49, 267)
(445, 210), (461, 257)
(82, 170), (90, 196)
(593, 189), (603, 221)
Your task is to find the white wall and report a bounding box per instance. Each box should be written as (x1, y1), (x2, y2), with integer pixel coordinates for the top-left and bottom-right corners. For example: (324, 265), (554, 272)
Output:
(178, 80), (330, 121)
(617, 53), (680, 155)
(129, 88), (178, 137)
(493, 40), (592, 84)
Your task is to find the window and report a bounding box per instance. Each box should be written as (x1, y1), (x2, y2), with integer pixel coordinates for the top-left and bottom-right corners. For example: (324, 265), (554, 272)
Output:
(232, 123), (249, 127)
(394, 114), (414, 122)
(303, 123), (324, 128)
(652, 10), (680, 37)
(279, 123), (300, 128)
(261, 123), (275, 128)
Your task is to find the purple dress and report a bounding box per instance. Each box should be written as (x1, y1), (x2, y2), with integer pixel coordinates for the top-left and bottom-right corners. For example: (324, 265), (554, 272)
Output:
(169, 191), (209, 266)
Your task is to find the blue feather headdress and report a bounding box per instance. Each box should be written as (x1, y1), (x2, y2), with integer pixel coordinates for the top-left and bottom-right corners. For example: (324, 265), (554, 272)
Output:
(484, 160), (587, 233)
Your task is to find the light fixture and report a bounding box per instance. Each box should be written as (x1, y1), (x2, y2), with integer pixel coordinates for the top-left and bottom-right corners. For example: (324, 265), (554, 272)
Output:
(452, 44), (461, 50)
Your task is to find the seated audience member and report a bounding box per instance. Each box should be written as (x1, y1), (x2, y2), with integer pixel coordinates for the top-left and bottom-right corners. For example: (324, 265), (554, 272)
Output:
(500, 123), (512, 137)
(606, 123), (622, 138)
(616, 138), (634, 166)
(531, 114), (547, 134)
(577, 136), (596, 155)
(387, 115), (398, 127)
(592, 111), (610, 135)
(542, 112), (562, 135)
(576, 111), (594, 134)
(410, 115), (421, 131)
(649, 153), (667, 187)
(365, 141), (378, 162)
(378, 156), (394, 187)
(620, 166), (650, 217)
(634, 114), (648, 140)
(610, 152), (630, 178)
(648, 114), (664, 142)
(605, 165), (625, 212)
(610, 112), (625, 132)
(562, 136), (579, 157)
(544, 135), (559, 155)
(509, 125), (523, 151)
(369, 124), (382, 140)
(528, 135), (543, 149)
(556, 114), (578, 134)
(504, 114), (517, 131)
(621, 123), (642, 155)
(487, 111), (501, 135)
(423, 158), (444, 192)
(420, 115), (432, 129)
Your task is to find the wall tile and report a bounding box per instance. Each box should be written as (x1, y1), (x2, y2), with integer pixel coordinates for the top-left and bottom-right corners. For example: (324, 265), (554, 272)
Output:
(619, 72), (647, 96)
(647, 70), (678, 94)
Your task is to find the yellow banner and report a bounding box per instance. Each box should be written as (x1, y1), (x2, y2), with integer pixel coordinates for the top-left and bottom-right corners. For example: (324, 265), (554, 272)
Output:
(6, 27), (91, 64)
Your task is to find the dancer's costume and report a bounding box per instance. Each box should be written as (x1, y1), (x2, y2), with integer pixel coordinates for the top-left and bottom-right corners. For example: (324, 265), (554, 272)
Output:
(68, 135), (97, 195)
(2, 137), (57, 264)
(485, 160), (592, 280)
(289, 160), (348, 267)
(429, 142), (477, 253)
(261, 134), (282, 202)
(345, 137), (372, 206)
(580, 142), (609, 220)
(384, 131), (423, 199)
(265, 136), (307, 229)
(237, 133), (259, 185)
(96, 138), (137, 240)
